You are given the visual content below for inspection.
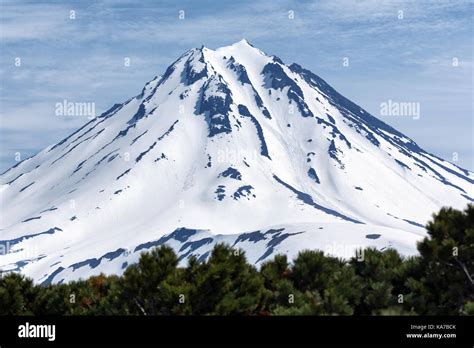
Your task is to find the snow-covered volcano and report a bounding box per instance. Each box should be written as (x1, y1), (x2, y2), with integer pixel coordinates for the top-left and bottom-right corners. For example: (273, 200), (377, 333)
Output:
(1, 40), (472, 284)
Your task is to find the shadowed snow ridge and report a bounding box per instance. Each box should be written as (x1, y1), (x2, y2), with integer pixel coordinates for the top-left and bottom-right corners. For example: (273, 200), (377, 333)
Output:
(1, 39), (472, 284)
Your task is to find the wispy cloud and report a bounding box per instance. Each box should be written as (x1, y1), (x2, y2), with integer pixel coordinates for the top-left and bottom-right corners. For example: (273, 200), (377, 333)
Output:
(0, 0), (472, 170)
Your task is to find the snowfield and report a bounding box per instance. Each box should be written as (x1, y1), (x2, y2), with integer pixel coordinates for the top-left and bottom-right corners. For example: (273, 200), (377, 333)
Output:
(1, 40), (472, 284)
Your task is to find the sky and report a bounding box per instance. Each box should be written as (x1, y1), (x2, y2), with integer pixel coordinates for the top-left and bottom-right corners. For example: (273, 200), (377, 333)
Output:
(0, 0), (473, 172)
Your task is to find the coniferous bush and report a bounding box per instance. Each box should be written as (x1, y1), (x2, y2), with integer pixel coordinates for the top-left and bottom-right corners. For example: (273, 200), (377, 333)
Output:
(0, 205), (471, 316)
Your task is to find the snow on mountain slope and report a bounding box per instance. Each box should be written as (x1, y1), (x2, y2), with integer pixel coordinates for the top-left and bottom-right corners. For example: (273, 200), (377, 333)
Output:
(1, 39), (472, 284)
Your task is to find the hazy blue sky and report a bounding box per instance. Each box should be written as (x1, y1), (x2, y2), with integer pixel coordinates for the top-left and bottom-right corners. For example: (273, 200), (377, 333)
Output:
(1, 0), (472, 171)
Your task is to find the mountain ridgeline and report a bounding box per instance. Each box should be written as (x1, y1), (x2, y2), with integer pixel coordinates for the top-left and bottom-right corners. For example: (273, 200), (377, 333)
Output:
(0, 40), (472, 284)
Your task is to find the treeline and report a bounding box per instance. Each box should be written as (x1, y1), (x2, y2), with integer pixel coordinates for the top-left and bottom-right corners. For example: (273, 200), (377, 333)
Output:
(0, 205), (472, 316)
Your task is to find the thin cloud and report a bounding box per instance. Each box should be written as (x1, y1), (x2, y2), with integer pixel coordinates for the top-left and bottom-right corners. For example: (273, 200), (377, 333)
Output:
(0, 0), (472, 171)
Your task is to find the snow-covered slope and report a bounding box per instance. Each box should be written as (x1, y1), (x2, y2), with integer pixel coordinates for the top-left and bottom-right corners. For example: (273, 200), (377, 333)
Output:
(1, 40), (472, 284)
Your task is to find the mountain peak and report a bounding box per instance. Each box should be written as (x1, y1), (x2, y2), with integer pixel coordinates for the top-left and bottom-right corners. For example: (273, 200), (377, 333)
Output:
(194, 39), (255, 54)
(232, 38), (252, 47)
(215, 39), (263, 56)
(0, 41), (472, 284)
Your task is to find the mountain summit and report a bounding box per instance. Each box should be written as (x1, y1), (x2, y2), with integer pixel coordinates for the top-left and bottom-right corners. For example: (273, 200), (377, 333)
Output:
(1, 40), (472, 284)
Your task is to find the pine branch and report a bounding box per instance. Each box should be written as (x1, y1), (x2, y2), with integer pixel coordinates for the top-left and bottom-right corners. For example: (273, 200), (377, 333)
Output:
(133, 297), (147, 315)
(453, 257), (473, 286)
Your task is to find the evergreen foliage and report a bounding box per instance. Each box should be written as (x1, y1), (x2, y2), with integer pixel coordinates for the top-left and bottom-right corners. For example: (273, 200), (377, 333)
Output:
(0, 205), (472, 316)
